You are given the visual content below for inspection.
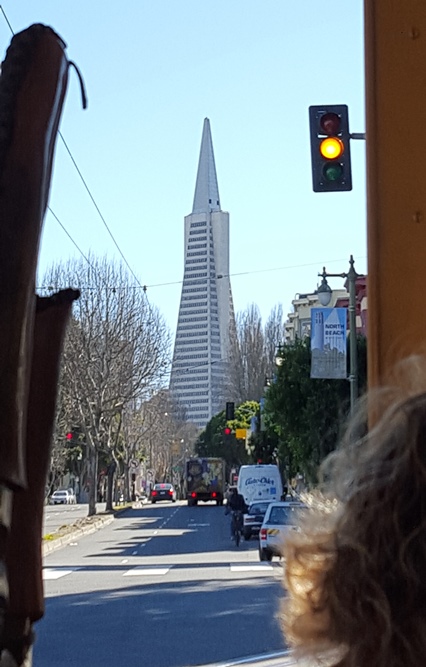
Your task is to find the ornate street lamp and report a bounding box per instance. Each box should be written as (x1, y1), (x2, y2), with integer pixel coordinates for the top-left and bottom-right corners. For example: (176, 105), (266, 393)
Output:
(317, 255), (359, 412)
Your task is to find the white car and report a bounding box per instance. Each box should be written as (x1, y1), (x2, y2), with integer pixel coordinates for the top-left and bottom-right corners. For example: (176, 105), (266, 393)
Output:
(50, 489), (76, 505)
(259, 501), (303, 561)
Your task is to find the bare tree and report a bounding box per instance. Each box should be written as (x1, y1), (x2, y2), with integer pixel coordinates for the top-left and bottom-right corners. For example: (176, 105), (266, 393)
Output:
(230, 303), (286, 403)
(235, 304), (267, 401)
(42, 255), (171, 515)
(264, 304), (286, 375)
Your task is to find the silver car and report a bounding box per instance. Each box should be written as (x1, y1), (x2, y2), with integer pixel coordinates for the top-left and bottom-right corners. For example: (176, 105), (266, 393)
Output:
(259, 501), (303, 561)
(50, 489), (76, 505)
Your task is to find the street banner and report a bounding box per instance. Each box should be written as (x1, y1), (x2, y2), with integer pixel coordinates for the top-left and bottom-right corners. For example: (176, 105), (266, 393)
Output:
(310, 307), (347, 379)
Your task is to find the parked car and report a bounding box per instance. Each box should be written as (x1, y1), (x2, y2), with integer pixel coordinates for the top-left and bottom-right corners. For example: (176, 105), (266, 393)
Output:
(50, 489), (76, 505)
(150, 483), (177, 503)
(67, 489), (77, 504)
(242, 500), (272, 540)
(259, 501), (304, 561)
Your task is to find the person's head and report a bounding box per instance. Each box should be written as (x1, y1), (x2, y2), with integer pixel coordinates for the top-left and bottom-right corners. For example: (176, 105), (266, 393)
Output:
(281, 360), (426, 667)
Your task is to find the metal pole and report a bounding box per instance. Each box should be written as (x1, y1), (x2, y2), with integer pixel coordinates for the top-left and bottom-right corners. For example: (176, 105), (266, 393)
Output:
(347, 255), (358, 412)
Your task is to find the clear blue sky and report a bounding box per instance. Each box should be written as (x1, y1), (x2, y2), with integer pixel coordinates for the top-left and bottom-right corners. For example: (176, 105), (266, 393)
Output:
(1, 1), (366, 336)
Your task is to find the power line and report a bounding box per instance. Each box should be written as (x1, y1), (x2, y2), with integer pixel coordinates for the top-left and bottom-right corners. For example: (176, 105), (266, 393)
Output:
(47, 207), (97, 271)
(0, 8), (152, 308)
(0, 5), (13, 33)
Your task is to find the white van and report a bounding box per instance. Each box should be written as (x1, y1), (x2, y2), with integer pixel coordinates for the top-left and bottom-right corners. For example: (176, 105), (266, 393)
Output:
(237, 464), (283, 506)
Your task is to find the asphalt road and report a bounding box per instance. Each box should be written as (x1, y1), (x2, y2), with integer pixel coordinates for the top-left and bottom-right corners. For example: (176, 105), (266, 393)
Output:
(35, 501), (288, 667)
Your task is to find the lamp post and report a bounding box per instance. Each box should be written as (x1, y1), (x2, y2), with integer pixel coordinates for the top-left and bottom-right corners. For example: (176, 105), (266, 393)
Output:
(317, 254), (359, 413)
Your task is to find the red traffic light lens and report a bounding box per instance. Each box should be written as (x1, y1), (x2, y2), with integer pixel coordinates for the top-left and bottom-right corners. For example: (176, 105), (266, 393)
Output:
(66, 432), (73, 440)
(224, 427), (232, 435)
(320, 112), (341, 136)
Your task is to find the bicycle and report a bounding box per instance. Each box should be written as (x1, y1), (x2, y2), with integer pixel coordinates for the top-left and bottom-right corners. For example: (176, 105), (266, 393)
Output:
(231, 510), (243, 547)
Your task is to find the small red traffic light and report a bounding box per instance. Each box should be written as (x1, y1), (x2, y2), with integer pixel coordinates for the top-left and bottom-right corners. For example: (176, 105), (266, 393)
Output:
(66, 432), (73, 441)
(224, 427), (232, 436)
(319, 112), (341, 136)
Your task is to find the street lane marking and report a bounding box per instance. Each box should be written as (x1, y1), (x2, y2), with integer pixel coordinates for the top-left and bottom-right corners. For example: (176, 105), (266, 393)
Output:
(43, 567), (80, 580)
(188, 523), (210, 527)
(230, 564), (274, 572)
(123, 567), (170, 576)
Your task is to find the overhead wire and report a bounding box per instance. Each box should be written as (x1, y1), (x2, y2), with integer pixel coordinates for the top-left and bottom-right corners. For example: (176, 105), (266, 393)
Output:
(0, 8), (366, 306)
(0, 7), (153, 310)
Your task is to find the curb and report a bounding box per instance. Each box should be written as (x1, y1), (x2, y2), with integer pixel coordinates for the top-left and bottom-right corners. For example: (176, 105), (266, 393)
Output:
(42, 504), (138, 556)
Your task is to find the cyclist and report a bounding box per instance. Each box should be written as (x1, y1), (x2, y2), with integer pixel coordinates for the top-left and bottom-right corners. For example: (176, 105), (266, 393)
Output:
(228, 488), (246, 538)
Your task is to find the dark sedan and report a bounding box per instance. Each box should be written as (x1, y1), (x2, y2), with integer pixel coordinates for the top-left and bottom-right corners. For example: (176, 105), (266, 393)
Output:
(242, 500), (271, 540)
(150, 483), (177, 503)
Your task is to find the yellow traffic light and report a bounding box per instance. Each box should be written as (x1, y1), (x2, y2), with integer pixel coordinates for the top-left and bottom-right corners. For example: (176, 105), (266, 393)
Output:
(319, 136), (344, 160)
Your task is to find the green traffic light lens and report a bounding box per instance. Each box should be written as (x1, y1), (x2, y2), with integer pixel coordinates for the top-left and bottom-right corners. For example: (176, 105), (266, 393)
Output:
(323, 162), (343, 182)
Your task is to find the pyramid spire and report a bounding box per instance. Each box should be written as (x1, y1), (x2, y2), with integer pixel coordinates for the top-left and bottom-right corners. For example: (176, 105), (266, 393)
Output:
(192, 118), (221, 214)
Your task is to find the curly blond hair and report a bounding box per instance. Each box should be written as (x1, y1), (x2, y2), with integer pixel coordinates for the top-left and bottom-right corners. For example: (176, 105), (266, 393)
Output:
(281, 358), (426, 667)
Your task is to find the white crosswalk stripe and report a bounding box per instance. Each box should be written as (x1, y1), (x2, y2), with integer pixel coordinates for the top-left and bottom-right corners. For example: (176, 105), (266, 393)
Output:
(43, 563), (280, 580)
(230, 563), (275, 573)
(43, 567), (80, 580)
(123, 566), (171, 576)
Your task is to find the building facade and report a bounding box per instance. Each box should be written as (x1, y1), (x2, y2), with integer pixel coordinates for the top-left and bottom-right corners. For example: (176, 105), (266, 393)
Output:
(169, 119), (237, 428)
(284, 277), (367, 344)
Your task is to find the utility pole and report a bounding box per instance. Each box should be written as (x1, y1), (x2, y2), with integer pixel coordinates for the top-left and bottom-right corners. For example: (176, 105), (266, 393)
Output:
(365, 2), (426, 387)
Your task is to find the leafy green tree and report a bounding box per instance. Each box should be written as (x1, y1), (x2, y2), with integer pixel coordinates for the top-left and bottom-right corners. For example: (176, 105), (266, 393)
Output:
(265, 336), (367, 482)
(195, 401), (258, 477)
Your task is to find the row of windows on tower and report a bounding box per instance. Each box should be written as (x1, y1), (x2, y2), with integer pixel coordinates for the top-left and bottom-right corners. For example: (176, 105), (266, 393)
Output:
(176, 335), (220, 343)
(182, 287), (208, 294)
(183, 272), (207, 279)
(178, 317), (219, 325)
(172, 376), (209, 384)
(190, 221), (207, 228)
(179, 305), (218, 314)
(183, 279), (214, 286)
(187, 243), (207, 250)
(177, 325), (219, 332)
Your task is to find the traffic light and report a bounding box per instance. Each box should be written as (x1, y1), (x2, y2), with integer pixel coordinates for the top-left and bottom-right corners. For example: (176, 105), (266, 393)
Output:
(225, 402), (235, 421)
(65, 427), (82, 447)
(224, 427), (232, 436)
(309, 105), (352, 192)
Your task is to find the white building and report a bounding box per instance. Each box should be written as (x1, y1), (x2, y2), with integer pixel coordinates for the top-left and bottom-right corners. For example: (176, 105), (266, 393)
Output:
(170, 119), (237, 428)
(284, 289), (348, 344)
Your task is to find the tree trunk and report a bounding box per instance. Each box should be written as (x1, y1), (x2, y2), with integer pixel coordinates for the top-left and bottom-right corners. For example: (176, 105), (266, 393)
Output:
(123, 462), (130, 501)
(87, 447), (98, 517)
(105, 461), (116, 511)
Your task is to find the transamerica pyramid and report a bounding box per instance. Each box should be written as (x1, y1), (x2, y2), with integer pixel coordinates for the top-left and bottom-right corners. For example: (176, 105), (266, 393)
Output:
(170, 118), (237, 429)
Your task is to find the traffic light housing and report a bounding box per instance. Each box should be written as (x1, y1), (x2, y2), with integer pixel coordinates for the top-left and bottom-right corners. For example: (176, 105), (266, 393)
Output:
(309, 105), (352, 192)
(225, 402), (235, 421)
(224, 427), (232, 436)
(65, 427), (82, 447)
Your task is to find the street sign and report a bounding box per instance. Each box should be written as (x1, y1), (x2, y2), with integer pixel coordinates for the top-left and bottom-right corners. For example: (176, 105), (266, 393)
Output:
(129, 459), (139, 469)
(235, 428), (247, 440)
